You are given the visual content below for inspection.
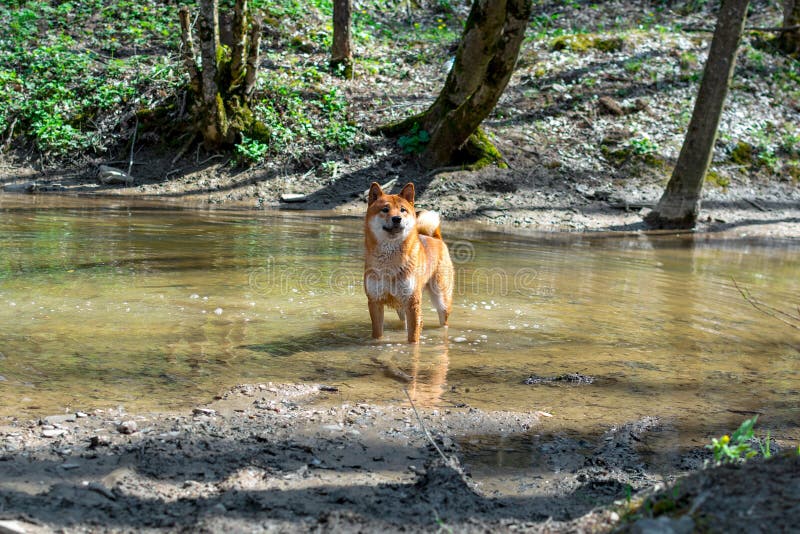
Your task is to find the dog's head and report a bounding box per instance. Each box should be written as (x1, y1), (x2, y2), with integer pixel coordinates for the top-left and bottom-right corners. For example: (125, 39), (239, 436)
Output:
(366, 182), (416, 241)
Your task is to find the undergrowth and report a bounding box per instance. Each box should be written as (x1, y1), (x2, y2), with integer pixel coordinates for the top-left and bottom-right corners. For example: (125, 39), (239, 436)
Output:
(0, 0), (796, 175)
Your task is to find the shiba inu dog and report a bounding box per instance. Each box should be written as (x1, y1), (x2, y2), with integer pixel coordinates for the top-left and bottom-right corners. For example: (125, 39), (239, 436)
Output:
(364, 182), (454, 343)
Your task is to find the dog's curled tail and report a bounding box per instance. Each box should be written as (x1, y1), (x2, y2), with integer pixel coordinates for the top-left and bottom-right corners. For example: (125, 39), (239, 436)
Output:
(416, 210), (442, 239)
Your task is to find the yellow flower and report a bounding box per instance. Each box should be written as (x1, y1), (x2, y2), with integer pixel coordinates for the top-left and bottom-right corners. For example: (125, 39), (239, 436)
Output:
(720, 435), (730, 445)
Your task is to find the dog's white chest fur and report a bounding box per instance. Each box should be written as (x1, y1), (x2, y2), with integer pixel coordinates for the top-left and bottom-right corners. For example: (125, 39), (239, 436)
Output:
(365, 268), (416, 300)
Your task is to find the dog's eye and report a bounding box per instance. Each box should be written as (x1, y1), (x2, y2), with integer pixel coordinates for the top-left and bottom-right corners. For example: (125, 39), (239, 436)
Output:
(381, 206), (389, 213)
(400, 207), (407, 213)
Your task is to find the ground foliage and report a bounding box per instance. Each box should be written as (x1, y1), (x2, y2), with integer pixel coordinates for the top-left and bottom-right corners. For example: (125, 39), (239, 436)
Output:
(0, 0), (798, 210)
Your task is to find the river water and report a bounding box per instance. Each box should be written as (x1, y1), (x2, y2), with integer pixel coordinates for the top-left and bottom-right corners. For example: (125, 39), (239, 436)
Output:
(1, 193), (798, 449)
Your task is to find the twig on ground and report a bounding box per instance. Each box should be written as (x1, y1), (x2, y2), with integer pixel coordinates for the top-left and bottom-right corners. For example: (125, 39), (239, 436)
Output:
(403, 388), (451, 465)
(732, 277), (800, 331)
(197, 154), (227, 166)
(172, 133), (198, 167)
(688, 490), (712, 515)
(743, 198), (769, 212)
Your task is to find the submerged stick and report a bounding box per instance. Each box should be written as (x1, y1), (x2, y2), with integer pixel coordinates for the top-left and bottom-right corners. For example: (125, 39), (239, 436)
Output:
(732, 277), (800, 331)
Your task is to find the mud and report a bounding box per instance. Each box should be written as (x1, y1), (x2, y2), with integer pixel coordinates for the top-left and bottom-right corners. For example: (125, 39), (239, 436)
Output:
(0, 382), (724, 533)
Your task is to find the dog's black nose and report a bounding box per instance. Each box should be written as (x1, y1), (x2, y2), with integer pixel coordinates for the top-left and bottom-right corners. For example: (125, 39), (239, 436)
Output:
(391, 216), (402, 224)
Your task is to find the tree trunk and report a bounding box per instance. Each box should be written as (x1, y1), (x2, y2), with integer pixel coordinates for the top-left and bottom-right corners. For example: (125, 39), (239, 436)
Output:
(178, 0), (262, 149)
(644, 0), (749, 229)
(331, 0), (354, 79)
(379, 0), (532, 169)
(779, 0), (800, 54)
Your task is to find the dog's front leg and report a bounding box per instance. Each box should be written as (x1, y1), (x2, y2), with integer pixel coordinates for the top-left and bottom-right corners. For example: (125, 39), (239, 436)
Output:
(368, 299), (384, 339)
(405, 293), (422, 343)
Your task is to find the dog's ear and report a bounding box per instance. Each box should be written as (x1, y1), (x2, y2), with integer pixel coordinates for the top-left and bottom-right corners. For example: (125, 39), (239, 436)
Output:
(368, 182), (383, 205)
(399, 182), (415, 204)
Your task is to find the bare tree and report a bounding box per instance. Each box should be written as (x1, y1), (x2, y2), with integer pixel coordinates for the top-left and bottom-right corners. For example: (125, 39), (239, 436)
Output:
(178, 0), (262, 149)
(645, 0), (750, 229)
(778, 0), (800, 54)
(331, 0), (354, 79)
(380, 0), (532, 169)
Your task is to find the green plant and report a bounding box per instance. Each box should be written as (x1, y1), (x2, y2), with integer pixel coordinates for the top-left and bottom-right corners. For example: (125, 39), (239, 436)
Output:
(759, 430), (772, 459)
(624, 59), (644, 73)
(398, 123), (430, 154)
(706, 416), (762, 465)
(235, 134), (269, 164)
(628, 136), (658, 155)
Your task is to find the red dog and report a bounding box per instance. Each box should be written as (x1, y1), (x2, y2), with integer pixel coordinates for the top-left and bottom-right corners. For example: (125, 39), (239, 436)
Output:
(364, 182), (454, 343)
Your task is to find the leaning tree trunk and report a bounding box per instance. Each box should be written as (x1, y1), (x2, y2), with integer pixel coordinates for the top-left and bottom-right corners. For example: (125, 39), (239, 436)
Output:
(331, 0), (354, 79)
(178, 0), (262, 149)
(644, 0), (749, 229)
(779, 0), (800, 54)
(379, 0), (532, 169)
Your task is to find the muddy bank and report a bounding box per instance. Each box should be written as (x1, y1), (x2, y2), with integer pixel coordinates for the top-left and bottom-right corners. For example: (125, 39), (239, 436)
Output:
(3, 151), (799, 239)
(6, 384), (796, 532)
(2, 383), (796, 533)
(0, 382), (710, 533)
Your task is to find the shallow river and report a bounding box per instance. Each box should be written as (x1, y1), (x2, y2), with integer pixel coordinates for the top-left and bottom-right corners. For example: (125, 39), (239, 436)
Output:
(1, 194), (798, 451)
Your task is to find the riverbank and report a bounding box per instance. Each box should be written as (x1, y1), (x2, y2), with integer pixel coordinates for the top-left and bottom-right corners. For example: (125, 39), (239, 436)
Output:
(2, 152), (799, 239)
(1, 383), (797, 533)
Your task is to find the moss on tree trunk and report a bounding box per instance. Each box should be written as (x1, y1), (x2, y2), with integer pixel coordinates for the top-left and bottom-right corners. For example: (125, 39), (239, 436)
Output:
(179, 0), (262, 149)
(378, 0), (532, 169)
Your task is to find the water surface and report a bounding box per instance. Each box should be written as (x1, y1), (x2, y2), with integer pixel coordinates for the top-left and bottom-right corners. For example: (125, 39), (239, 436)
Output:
(1, 193), (798, 450)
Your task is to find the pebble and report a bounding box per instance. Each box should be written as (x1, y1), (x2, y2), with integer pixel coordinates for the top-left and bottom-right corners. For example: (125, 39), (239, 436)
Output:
(192, 408), (217, 417)
(117, 421), (137, 434)
(90, 435), (111, 448)
(453, 337), (467, 343)
(42, 414), (77, 425)
(60, 462), (81, 470)
(280, 193), (307, 203)
(42, 428), (67, 438)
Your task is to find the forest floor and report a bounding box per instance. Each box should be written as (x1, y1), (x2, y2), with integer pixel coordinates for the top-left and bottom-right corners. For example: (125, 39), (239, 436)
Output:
(2, 1), (799, 238)
(2, 383), (798, 533)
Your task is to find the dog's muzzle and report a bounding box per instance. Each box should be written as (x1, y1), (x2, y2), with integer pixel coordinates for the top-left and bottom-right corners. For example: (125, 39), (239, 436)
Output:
(382, 224), (403, 234)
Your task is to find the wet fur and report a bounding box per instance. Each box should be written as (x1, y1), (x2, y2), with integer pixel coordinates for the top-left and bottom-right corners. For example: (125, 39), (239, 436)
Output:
(364, 182), (454, 343)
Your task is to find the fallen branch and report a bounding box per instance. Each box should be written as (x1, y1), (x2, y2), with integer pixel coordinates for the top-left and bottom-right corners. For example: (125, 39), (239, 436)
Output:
(732, 277), (800, 331)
